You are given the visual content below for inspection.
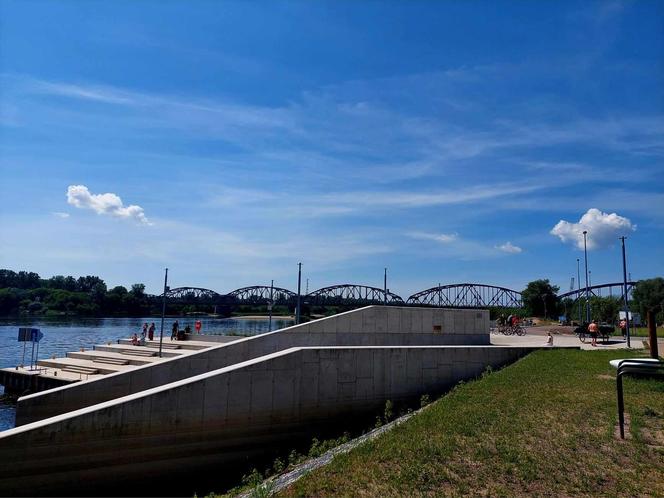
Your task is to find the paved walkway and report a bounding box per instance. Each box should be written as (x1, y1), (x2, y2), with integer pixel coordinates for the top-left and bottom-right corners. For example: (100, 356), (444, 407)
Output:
(491, 326), (653, 351)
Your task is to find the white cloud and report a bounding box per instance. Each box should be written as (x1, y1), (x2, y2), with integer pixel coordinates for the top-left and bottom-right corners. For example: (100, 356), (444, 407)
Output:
(409, 232), (458, 244)
(52, 212), (70, 219)
(66, 185), (151, 225)
(496, 241), (522, 254)
(550, 208), (635, 250)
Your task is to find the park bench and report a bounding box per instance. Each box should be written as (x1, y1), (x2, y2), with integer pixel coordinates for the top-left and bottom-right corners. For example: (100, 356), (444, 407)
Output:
(611, 358), (664, 439)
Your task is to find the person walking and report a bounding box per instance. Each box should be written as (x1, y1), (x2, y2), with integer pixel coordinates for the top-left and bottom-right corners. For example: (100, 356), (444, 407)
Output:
(171, 320), (179, 341)
(142, 323), (148, 337)
(588, 320), (598, 347)
(195, 320), (202, 334)
(148, 322), (155, 341)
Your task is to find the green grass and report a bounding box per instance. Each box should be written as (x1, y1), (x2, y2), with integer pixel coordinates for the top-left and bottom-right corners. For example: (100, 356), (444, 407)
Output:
(620, 326), (664, 338)
(280, 349), (664, 497)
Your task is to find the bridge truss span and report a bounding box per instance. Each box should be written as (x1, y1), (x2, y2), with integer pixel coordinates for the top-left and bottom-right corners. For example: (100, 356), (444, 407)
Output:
(306, 284), (404, 306)
(557, 281), (636, 302)
(227, 286), (297, 305)
(163, 287), (222, 301)
(407, 283), (522, 309)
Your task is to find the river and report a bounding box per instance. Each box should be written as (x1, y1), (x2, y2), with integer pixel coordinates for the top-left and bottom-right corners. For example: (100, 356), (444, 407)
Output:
(0, 316), (294, 432)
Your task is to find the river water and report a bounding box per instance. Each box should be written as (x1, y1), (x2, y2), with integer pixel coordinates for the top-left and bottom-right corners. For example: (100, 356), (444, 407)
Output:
(0, 316), (293, 432)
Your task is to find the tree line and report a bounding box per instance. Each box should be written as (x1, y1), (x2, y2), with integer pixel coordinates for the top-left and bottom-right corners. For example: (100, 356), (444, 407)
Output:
(0, 269), (155, 317)
(1, 269), (662, 322)
(520, 277), (664, 325)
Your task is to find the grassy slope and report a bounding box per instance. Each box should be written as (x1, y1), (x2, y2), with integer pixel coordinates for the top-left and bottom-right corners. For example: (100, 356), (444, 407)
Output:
(281, 350), (664, 497)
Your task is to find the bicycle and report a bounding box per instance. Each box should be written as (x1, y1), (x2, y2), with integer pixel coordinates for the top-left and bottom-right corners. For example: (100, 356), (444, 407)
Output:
(513, 324), (526, 336)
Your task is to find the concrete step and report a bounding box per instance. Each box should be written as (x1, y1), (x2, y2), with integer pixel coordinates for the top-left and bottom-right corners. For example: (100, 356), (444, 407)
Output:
(67, 350), (157, 366)
(117, 338), (210, 351)
(120, 350), (157, 357)
(62, 365), (99, 375)
(93, 357), (129, 366)
(37, 358), (119, 375)
(93, 344), (182, 358)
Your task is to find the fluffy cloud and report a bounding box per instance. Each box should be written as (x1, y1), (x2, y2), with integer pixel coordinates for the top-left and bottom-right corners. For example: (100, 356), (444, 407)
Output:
(550, 208), (635, 250)
(496, 241), (522, 254)
(66, 185), (151, 225)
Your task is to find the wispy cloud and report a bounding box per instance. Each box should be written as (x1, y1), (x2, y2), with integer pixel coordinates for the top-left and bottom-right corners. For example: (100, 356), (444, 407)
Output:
(51, 212), (70, 219)
(496, 241), (522, 254)
(409, 232), (458, 244)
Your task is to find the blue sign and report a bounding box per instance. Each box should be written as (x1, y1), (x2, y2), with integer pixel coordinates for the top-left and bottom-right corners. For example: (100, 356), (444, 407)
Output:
(17, 328), (42, 342)
(32, 329), (44, 343)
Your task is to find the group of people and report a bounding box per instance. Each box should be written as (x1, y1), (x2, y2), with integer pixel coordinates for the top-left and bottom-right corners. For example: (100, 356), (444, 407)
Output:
(497, 314), (520, 327)
(170, 319), (203, 341)
(130, 319), (203, 345)
(131, 322), (156, 346)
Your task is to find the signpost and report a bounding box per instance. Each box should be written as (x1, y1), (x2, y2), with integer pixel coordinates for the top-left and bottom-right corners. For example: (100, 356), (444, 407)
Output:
(17, 327), (43, 370)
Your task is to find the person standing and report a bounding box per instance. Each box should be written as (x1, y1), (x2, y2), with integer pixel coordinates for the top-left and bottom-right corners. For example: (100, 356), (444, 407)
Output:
(619, 319), (627, 338)
(148, 322), (155, 341)
(171, 320), (179, 341)
(195, 320), (202, 334)
(142, 323), (148, 337)
(588, 320), (598, 347)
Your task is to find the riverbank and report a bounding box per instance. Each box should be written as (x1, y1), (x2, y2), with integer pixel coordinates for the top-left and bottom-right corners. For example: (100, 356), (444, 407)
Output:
(272, 348), (664, 497)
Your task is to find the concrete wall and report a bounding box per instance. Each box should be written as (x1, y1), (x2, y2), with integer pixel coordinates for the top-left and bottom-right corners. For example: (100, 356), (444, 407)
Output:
(16, 306), (489, 425)
(0, 344), (533, 496)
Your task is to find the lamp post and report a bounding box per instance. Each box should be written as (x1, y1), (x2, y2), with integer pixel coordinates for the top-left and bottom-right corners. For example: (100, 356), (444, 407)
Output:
(583, 230), (590, 323)
(296, 262), (302, 325)
(158, 268), (169, 358)
(268, 279), (274, 332)
(619, 236), (631, 348)
(576, 258), (582, 324)
(383, 267), (388, 306)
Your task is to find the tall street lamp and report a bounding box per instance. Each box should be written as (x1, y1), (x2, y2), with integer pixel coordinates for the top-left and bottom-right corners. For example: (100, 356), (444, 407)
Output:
(383, 267), (388, 306)
(576, 258), (582, 324)
(296, 262), (302, 325)
(619, 236), (631, 348)
(159, 268), (169, 358)
(583, 230), (590, 323)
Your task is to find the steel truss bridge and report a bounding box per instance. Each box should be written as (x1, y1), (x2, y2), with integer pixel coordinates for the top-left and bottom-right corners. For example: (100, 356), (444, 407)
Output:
(306, 285), (404, 306)
(160, 281), (639, 310)
(557, 281), (636, 303)
(407, 283), (522, 308)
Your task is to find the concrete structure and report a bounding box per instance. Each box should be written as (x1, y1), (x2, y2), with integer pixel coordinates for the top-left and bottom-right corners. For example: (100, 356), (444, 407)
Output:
(0, 338), (219, 397)
(0, 307), (539, 496)
(16, 306), (489, 425)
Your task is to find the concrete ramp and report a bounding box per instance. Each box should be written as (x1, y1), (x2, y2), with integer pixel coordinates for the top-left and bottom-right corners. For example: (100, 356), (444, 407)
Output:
(16, 306), (490, 425)
(0, 344), (534, 496)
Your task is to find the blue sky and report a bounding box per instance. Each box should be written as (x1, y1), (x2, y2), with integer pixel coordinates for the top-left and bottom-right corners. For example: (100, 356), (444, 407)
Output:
(1, 0), (662, 297)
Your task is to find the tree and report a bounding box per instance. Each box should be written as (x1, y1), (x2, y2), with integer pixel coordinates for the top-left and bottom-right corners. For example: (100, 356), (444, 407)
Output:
(130, 283), (146, 298)
(589, 296), (621, 323)
(632, 278), (664, 323)
(522, 279), (560, 318)
(77, 275), (106, 293)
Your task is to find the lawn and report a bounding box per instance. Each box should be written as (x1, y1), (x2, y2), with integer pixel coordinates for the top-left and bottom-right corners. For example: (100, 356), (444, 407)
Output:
(280, 349), (664, 497)
(619, 326), (664, 338)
